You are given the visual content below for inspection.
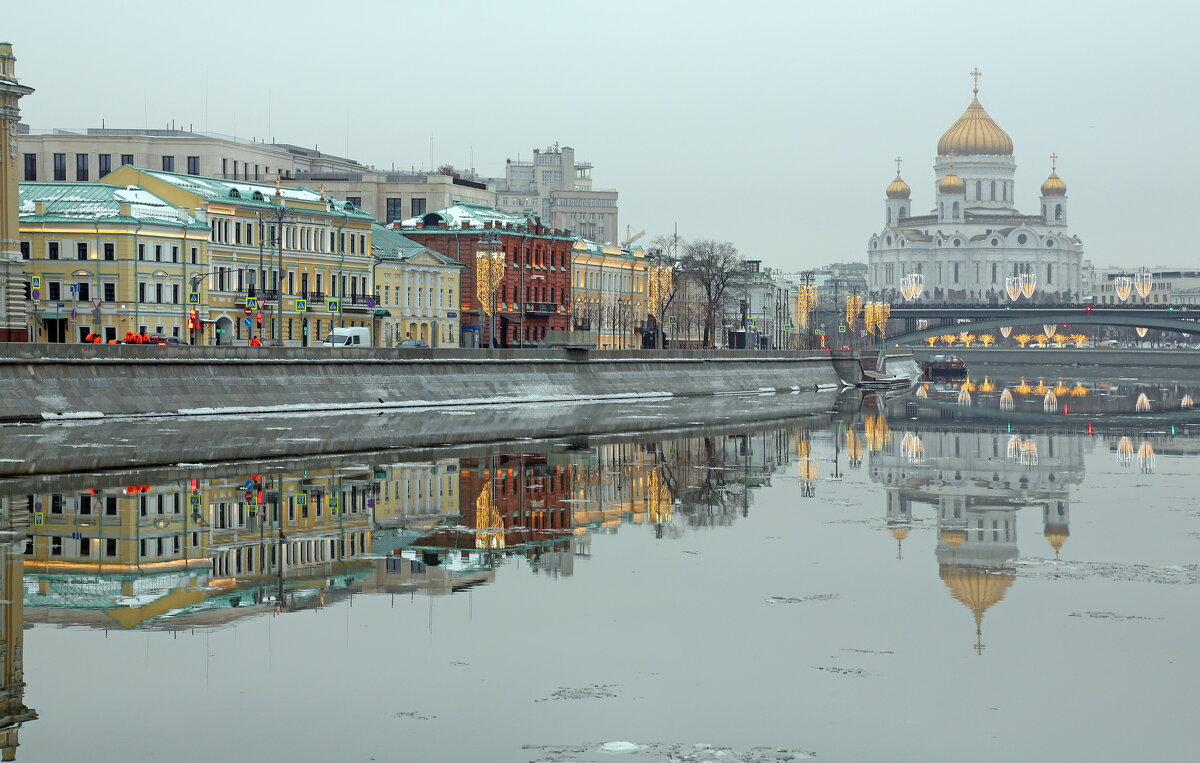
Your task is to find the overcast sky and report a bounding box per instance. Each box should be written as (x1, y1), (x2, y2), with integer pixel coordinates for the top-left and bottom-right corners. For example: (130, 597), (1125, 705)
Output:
(7, 0), (1195, 269)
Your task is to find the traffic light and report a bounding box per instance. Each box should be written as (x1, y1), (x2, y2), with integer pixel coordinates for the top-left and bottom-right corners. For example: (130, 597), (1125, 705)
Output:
(186, 309), (199, 329)
(1084, 305), (1093, 312)
(255, 311), (263, 325)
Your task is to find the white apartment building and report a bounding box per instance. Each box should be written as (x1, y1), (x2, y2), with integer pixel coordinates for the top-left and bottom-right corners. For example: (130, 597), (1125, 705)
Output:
(490, 144), (619, 243)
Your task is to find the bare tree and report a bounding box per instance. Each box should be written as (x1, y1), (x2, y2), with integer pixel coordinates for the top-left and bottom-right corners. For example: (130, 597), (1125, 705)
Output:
(436, 164), (461, 178)
(678, 239), (744, 348)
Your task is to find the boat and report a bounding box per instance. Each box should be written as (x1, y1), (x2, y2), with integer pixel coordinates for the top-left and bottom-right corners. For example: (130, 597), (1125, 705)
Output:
(859, 370), (912, 391)
(922, 354), (968, 379)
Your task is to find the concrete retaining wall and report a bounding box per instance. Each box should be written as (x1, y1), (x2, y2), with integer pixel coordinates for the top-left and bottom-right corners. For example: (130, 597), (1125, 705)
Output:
(0, 345), (844, 423)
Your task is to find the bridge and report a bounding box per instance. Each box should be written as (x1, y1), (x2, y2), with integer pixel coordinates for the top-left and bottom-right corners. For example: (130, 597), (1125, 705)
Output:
(884, 304), (1200, 344)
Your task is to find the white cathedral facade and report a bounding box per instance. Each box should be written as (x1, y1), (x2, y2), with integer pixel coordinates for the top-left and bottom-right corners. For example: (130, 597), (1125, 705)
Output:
(867, 76), (1084, 304)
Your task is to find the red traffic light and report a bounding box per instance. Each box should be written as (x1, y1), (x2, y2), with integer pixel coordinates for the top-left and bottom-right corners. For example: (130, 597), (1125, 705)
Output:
(1084, 305), (1093, 312)
(255, 312), (263, 325)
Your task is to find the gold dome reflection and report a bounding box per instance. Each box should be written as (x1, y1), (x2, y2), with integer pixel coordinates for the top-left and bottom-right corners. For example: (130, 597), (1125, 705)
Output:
(940, 564), (1015, 654)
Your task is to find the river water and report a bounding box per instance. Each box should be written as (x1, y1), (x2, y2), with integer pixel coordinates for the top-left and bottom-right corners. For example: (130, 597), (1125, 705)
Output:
(2, 372), (1198, 762)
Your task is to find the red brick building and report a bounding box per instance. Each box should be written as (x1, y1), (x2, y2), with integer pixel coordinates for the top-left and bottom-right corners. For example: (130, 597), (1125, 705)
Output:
(400, 204), (573, 348)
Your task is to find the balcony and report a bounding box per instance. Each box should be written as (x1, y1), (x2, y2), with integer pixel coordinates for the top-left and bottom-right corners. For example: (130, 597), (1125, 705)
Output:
(342, 294), (381, 310)
(238, 288), (280, 302)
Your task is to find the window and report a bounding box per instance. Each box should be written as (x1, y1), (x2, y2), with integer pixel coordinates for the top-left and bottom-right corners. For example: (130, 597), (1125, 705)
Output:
(990, 180), (996, 200)
(53, 153), (66, 180)
(77, 242), (88, 260)
(23, 153), (36, 181)
(48, 242), (59, 260)
(346, 196), (362, 209)
(105, 538), (117, 557)
(121, 154), (134, 167)
(154, 244), (162, 262)
(1055, 204), (1063, 221)
(137, 243), (145, 260)
(171, 245), (178, 263)
(20, 242), (30, 260)
(190, 246), (199, 265)
(411, 198), (427, 217)
(103, 283), (116, 302)
(386, 196), (405, 220)
(76, 153), (89, 181)
(187, 156), (200, 175)
(51, 537), (63, 556)
(162, 156), (175, 172)
(99, 154), (112, 176)
(76, 283), (90, 301)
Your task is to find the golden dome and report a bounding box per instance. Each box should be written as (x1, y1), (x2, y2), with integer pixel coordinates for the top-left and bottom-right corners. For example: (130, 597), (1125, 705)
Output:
(937, 96), (1014, 156)
(937, 166), (966, 194)
(886, 174), (911, 199)
(1041, 171), (1067, 197)
(1044, 523), (1070, 553)
(889, 526), (910, 541)
(940, 564), (1014, 613)
(939, 528), (967, 548)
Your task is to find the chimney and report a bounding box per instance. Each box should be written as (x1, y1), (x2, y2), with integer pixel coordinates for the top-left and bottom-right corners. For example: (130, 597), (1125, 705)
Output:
(34, 201), (46, 215)
(461, 221), (470, 230)
(438, 221), (447, 230)
(118, 202), (133, 216)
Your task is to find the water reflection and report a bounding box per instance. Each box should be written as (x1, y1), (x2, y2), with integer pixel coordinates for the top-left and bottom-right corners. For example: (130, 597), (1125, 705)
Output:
(1, 380), (1198, 758)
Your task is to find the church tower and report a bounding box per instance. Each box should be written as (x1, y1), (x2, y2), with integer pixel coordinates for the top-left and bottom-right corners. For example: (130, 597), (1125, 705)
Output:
(885, 157), (911, 227)
(1040, 153), (1068, 226)
(0, 43), (35, 342)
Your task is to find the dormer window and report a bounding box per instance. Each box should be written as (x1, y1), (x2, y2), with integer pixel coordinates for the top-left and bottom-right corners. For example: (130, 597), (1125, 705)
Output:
(229, 188), (241, 199)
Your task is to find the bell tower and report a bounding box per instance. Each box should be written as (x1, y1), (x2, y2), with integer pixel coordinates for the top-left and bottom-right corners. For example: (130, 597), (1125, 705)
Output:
(0, 43), (34, 342)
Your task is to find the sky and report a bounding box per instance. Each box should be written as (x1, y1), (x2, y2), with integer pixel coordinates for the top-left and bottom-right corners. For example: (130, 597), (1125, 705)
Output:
(6, 0), (1197, 269)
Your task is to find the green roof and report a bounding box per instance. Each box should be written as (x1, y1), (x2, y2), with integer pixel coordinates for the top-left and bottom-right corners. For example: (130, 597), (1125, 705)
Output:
(110, 167), (375, 220)
(371, 223), (464, 267)
(19, 182), (210, 229)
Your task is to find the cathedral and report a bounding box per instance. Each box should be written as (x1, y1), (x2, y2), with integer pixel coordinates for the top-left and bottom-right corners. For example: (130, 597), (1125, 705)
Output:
(867, 72), (1084, 304)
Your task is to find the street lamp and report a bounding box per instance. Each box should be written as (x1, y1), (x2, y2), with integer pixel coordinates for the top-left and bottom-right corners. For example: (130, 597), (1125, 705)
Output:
(263, 180), (296, 343)
(475, 230), (504, 348)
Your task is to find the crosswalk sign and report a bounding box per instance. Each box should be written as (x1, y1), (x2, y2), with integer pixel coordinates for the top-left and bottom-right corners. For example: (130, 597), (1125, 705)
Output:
(31, 276), (41, 289)
(296, 492), (308, 506)
(296, 299), (307, 313)
(247, 297), (259, 309)
(666, 315), (678, 325)
(328, 495), (340, 513)
(187, 291), (200, 305)
(326, 298), (341, 314)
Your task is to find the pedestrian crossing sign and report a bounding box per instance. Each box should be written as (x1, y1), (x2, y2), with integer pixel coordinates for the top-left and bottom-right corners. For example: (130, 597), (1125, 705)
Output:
(187, 291), (200, 305)
(326, 298), (341, 313)
(247, 297), (259, 309)
(296, 299), (307, 313)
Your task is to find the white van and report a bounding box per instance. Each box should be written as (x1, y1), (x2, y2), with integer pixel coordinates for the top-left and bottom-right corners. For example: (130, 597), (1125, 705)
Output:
(321, 327), (370, 347)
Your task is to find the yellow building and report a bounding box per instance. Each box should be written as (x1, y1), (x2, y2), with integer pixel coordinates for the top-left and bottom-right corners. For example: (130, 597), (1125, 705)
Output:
(18, 182), (210, 342)
(371, 224), (463, 347)
(1, 42), (35, 343)
(103, 166), (375, 346)
(570, 238), (648, 348)
(372, 459), (461, 528)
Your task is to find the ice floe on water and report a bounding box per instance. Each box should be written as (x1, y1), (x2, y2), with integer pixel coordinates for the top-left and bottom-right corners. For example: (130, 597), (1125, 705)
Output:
(523, 741), (814, 762)
(1015, 558), (1200, 584)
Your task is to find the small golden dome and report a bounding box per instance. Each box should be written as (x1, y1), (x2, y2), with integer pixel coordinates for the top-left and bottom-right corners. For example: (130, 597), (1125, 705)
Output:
(1044, 523), (1070, 552)
(1041, 170), (1067, 197)
(886, 174), (911, 199)
(939, 528), (967, 548)
(937, 95), (1014, 156)
(940, 564), (1015, 615)
(937, 166), (966, 194)
(889, 526), (910, 541)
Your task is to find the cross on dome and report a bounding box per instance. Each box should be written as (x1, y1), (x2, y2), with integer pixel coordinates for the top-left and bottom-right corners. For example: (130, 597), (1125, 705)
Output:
(970, 67), (982, 94)
(895, 156), (903, 174)
(1050, 152), (1058, 171)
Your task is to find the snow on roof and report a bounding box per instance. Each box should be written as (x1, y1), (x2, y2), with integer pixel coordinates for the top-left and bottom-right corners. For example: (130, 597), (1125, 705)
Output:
(398, 203), (529, 230)
(18, 182), (206, 228)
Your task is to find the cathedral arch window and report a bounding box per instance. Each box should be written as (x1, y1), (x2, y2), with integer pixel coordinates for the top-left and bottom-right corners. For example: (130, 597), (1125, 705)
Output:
(991, 238), (999, 247)
(953, 263), (959, 283)
(991, 263), (997, 283)
(953, 238), (961, 247)
(886, 235), (892, 246)
(887, 209), (892, 225)
(1017, 234), (1027, 244)
(990, 180), (996, 200)
(1047, 263), (1053, 284)
(899, 206), (906, 217)
(952, 202), (960, 218)
(1055, 204), (1063, 220)
(975, 180), (982, 199)
(1046, 239), (1054, 247)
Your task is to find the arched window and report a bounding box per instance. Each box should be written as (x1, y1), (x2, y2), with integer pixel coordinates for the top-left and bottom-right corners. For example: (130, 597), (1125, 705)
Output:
(1047, 263), (1053, 284)
(939, 201), (944, 217)
(990, 180), (996, 200)
(952, 201), (960, 218)
(899, 206), (906, 218)
(887, 208), (892, 225)
(1042, 204), (1047, 218)
(976, 180), (982, 199)
(1055, 204), (1063, 220)
(991, 263), (997, 283)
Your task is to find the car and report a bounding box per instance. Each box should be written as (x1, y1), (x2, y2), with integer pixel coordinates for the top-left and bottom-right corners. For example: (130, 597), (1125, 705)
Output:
(148, 334), (188, 346)
(395, 339), (430, 348)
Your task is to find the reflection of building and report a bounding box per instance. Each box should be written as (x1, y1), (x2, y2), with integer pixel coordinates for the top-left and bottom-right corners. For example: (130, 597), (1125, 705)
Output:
(0, 494), (36, 759)
(870, 427), (1085, 650)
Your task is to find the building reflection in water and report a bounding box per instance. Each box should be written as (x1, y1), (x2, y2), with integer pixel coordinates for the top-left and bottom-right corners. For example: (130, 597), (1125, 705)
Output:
(0, 496), (34, 760)
(869, 422), (1086, 652)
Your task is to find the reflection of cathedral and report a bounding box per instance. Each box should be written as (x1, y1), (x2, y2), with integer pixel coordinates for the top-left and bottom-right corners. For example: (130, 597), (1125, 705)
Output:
(870, 427), (1085, 651)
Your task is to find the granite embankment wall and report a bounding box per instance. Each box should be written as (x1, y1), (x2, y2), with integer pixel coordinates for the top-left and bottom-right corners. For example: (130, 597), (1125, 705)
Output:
(0, 345), (845, 423)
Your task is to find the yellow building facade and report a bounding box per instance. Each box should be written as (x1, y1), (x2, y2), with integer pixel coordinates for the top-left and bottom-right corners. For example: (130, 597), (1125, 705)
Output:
(371, 224), (463, 347)
(104, 166), (375, 346)
(570, 238), (648, 348)
(18, 182), (210, 342)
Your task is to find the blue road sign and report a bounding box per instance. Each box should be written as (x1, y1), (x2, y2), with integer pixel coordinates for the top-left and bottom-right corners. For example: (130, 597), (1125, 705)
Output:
(71, 532), (82, 540)
(243, 317), (253, 327)
(243, 480), (254, 491)
(295, 299), (307, 313)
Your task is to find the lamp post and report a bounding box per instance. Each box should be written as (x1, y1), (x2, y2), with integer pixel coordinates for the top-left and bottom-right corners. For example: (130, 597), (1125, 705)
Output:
(475, 230), (503, 349)
(263, 180), (295, 343)
(795, 270), (816, 349)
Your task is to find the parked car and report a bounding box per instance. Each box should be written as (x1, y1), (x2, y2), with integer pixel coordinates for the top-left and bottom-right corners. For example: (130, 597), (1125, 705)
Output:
(395, 338), (430, 348)
(148, 334), (188, 346)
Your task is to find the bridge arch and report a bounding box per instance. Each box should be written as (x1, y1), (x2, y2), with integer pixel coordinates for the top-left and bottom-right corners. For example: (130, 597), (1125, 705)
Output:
(888, 312), (1200, 345)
